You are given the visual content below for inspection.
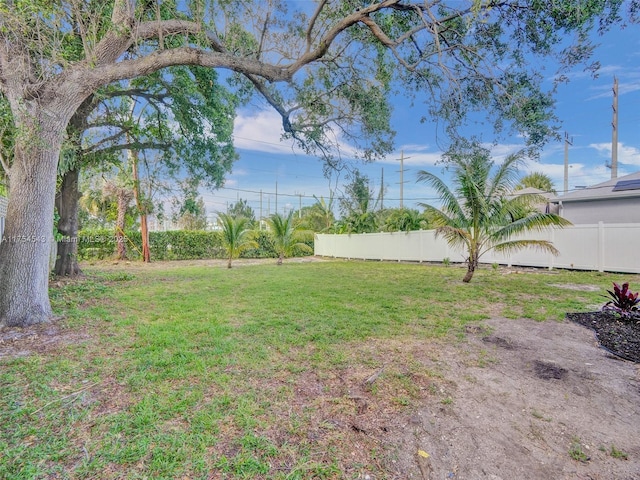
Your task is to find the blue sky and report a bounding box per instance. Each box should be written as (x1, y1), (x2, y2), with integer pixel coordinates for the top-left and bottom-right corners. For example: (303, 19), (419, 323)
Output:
(201, 23), (640, 221)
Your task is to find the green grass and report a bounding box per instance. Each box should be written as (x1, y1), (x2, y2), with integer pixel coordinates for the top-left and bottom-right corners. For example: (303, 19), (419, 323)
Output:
(569, 437), (590, 462)
(609, 445), (629, 460)
(1, 260), (635, 479)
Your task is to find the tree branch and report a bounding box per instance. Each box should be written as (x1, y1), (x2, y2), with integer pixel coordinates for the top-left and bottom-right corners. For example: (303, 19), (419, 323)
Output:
(306, 0), (329, 53)
(102, 88), (170, 103)
(78, 47), (289, 94)
(85, 141), (172, 156)
(0, 150), (11, 178)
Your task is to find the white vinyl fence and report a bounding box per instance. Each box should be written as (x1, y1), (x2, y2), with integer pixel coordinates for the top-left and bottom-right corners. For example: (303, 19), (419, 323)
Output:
(315, 222), (640, 274)
(0, 195), (7, 240)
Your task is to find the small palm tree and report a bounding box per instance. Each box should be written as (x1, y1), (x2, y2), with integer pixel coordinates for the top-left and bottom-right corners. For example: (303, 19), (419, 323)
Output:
(417, 145), (570, 283)
(217, 213), (257, 268)
(268, 211), (313, 265)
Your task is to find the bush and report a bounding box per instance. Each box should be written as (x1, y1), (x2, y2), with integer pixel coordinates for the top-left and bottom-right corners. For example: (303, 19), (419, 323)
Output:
(242, 230), (277, 259)
(77, 228), (313, 261)
(150, 231), (222, 260)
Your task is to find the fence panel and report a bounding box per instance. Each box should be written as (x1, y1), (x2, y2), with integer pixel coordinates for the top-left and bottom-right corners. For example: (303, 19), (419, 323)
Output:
(0, 195), (7, 239)
(315, 223), (640, 274)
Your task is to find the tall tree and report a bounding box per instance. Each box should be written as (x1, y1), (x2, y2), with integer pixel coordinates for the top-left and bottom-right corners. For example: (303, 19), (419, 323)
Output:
(53, 65), (237, 274)
(417, 142), (571, 283)
(172, 177), (208, 230)
(300, 194), (336, 233)
(102, 174), (135, 260)
(0, 1), (631, 326)
(339, 170), (380, 233)
(227, 199), (256, 226)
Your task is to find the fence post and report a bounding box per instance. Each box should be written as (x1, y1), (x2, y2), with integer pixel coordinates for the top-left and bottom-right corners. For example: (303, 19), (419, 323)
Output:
(548, 228), (555, 270)
(598, 221), (605, 272)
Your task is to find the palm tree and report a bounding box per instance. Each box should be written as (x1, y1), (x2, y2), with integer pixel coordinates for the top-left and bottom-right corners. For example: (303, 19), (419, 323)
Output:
(302, 194), (335, 232)
(268, 211), (313, 265)
(217, 213), (257, 268)
(381, 208), (429, 232)
(417, 145), (570, 283)
(515, 171), (556, 194)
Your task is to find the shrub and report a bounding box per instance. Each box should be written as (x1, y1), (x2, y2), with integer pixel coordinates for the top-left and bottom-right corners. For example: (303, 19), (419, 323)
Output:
(602, 282), (640, 318)
(77, 228), (313, 261)
(242, 230), (277, 259)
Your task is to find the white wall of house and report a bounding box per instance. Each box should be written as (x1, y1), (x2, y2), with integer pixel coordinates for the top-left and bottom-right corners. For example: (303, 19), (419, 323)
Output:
(557, 198), (640, 224)
(315, 223), (640, 274)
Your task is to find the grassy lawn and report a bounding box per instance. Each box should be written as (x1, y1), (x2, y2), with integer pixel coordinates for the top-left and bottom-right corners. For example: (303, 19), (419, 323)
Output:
(1, 260), (634, 479)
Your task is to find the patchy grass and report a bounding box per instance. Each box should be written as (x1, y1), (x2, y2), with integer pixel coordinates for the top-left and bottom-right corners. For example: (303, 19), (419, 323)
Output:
(0, 260), (632, 479)
(569, 437), (590, 463)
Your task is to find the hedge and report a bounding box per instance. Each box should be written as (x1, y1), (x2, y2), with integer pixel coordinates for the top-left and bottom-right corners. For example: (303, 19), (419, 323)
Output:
(76, 229), (313, 261)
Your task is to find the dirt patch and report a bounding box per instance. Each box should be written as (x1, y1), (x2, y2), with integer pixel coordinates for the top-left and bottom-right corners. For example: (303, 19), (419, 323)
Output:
(0, 323), (90, 359)
(84, 256), (326, 272)
(387, 318), (640, 479)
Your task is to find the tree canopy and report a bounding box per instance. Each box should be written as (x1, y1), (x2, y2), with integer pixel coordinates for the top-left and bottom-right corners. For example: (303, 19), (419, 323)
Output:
(516, 172), (557, 194)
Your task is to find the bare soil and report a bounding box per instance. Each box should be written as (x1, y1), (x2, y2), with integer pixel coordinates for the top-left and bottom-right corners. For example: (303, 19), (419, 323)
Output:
(386, 317), (640, 479)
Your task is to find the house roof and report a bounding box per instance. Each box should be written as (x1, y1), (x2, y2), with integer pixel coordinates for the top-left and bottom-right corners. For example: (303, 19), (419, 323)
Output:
(549, 170), (640, 203)
(509, 187), (555, 199)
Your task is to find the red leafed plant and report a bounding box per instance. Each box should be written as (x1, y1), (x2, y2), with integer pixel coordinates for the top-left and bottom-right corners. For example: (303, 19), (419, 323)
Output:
(603, 282), (640, 319)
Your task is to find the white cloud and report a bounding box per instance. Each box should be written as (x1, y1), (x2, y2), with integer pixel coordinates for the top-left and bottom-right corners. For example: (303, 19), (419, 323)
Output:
(232, 108), (361, 158)
(374, 142), (527, 168)
(229, 168), (249, 177)
(588, 81), (640, 100)
(233, 109), (298, 154)
(485, 143), (524, 162)
(223, 178), (238, 187)
(589, 142), (640, 166)
(518, 159), (618, 192)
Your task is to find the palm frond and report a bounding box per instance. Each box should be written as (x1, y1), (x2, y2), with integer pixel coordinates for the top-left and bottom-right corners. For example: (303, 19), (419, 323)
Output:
(492, 239), (560, 256)
(435, 225), (471, 250)
(487, 152), (524, 198)
(417, 170), (467, 223)
(492, 212), (571, 242)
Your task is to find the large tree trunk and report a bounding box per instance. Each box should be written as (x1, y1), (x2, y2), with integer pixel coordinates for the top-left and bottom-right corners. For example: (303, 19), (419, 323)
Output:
(115, 191), (130, 261)
(54, 168), (82, 277)
(139, 214), (151, 262)
(130, 150), (150, 262)
(0, 142), (60, 327)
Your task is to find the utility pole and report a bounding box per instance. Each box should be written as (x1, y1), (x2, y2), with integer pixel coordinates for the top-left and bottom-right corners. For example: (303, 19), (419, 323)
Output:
(259, 189), (263, 230)
(275, 181), (278, 216)
(611, 76), (619, 179)
(294, 191), (304, 218)
(396, 151), (410, 209)
(564, 132), (572, 195)
(380, 167), (384, 210)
